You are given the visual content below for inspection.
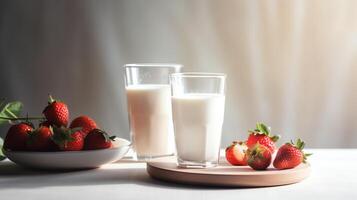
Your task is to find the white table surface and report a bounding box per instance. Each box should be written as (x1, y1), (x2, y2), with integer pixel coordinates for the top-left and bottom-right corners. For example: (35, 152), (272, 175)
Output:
(1, 149), (356, 200)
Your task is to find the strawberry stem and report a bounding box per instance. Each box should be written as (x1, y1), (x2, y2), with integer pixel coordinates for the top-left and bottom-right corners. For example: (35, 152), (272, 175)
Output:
(255, 122), (270, 135)
(109, 136), (116, 141)
(0, 116), (45, 120)
(48, 95), (55, 103)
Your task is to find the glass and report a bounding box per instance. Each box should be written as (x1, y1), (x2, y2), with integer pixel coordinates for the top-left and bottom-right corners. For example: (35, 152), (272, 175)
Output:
(170, 72), (226, 168)
(124, 63), (182, 160)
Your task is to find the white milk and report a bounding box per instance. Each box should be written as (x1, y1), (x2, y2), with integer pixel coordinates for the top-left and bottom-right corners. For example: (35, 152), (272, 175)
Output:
(126, 84), (174, 158)
(172, 94), (225, 163)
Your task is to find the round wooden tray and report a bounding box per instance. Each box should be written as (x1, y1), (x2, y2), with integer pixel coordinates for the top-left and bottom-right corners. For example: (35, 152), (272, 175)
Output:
(147, 156), (311, 187)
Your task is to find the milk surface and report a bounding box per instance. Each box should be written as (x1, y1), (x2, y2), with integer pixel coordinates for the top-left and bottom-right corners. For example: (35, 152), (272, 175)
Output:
(172, 94), (225, 163)
(126, 84), (174, 157)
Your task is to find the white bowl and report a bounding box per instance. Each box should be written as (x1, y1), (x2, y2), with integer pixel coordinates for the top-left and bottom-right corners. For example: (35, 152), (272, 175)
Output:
(3, 138), (131, 170)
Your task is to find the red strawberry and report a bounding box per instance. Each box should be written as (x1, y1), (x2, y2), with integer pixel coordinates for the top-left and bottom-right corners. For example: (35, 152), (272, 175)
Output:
(273, 139), (312, 170)
(42, 95), (69, 127)
(246, 123), (280, 153)
(225, 141), (248, 166)
(70, 116), (98, 137)
(3, 123), (33, 151)
(246, 144), (272, 170)
(26, 126), (55, 151)
(39, 120), (51, 127)
(52, 126), (84, 151)
(84, 129), (115, 150)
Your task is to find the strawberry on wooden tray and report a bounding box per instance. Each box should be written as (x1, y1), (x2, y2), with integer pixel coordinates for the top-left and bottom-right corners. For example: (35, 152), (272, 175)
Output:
(225, 122), (311, 172)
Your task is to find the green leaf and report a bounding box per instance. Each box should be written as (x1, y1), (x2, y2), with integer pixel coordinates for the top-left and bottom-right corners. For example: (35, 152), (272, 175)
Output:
(0, 101), (23, 125)
(0, 137), (6, 161)
(51, 126), (76, 146)
(295, 138), (306, 150)
(271, 135), (280, 142)
(0, 100), (5, 109)
(303, 152), (312, 163)
(109, 135), (117, 141)
(256, 123), (270, 135)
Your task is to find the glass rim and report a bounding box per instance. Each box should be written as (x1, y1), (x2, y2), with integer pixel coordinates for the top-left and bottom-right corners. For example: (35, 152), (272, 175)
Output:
(124, 63), (183, 69)
(170, 72), (226, 78)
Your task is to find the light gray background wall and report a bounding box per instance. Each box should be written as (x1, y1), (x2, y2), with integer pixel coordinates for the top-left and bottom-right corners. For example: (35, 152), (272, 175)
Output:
(1, 0), (357, 148)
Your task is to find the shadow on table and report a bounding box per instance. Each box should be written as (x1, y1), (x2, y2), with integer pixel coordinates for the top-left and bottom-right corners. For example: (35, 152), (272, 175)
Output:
(0, 160), (263, 190)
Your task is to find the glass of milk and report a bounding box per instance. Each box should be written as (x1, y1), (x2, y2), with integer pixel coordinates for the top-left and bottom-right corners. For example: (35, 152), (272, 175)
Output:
(170, 73), (226, 168)
(124, 63), (182, 160)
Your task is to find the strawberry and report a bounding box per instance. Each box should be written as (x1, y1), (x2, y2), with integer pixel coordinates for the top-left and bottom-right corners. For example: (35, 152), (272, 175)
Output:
(42, 95), (69, 127)
(246, 122), (280, 153)
(70, 116), (98, 137)
(273, 139), (312, 170)
(52, 126), (84, 151)
(246, 144), (272, 170)
(84, 129), (115, 150)
(225, 141), (248, 166)
(26, 126), (55, 151)
(3, 123), (33, 151)
(39, 120), (51, 127)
